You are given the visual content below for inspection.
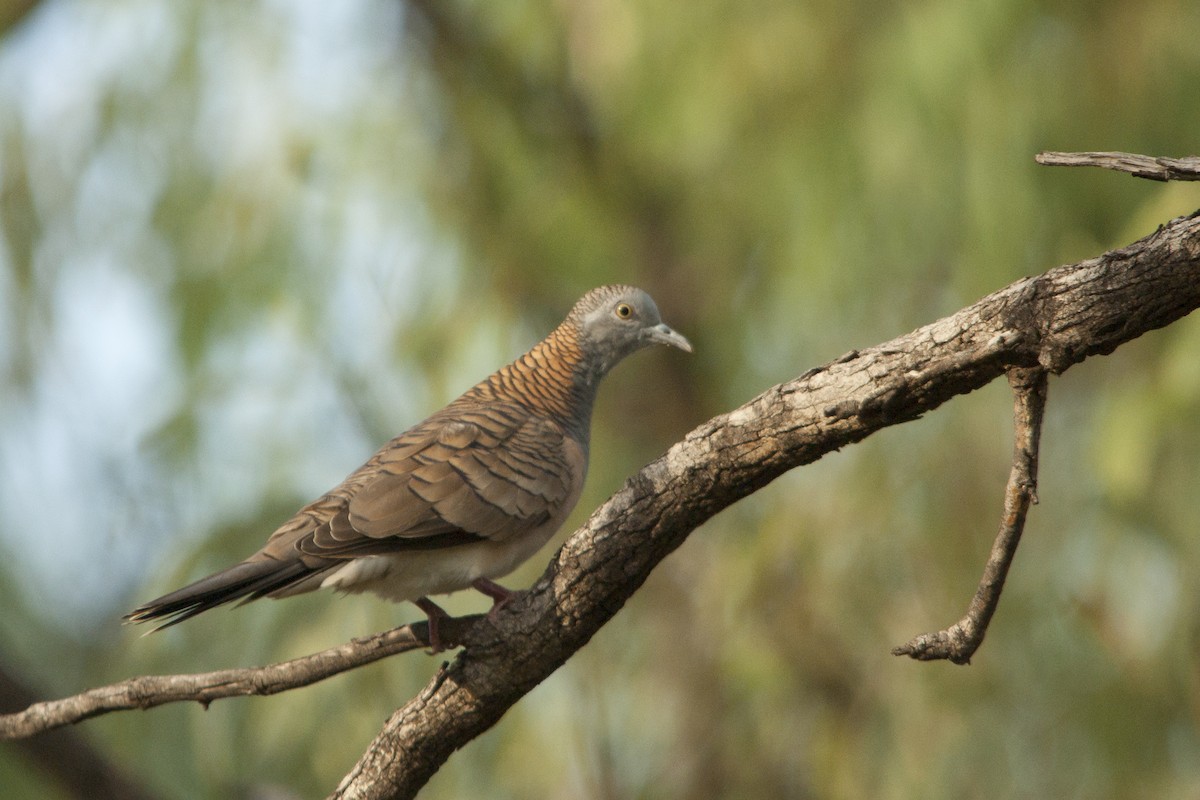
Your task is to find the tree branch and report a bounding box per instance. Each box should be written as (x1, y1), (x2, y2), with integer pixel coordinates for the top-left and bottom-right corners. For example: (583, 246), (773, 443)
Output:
(0, 659), (162, 800)
(332, 208), (1200, 798)
(891, 367), (1047, 664)
(1036, 151), (1200, 181)
(0, 617), (480, 740)
(4, 198), (1199, 798)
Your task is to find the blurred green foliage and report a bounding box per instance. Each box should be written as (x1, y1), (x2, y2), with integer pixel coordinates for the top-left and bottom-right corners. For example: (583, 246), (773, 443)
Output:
(2, 0), (1200, 797)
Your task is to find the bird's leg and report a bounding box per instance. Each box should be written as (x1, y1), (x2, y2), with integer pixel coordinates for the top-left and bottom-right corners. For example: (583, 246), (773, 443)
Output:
(471, 577), (517, 621)
(414, 596), (451, 653)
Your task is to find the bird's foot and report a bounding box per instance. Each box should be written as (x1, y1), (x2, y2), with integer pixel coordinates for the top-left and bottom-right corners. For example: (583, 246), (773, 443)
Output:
(471, 577), (518, 622)
(414, 596), (451, 654)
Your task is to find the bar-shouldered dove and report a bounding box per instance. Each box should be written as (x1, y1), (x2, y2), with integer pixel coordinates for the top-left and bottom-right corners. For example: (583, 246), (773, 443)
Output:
(125, 285), (691, 649)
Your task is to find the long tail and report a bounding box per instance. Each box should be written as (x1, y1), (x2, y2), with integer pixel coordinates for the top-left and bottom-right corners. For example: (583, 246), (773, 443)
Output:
(124, 558), (318, 631)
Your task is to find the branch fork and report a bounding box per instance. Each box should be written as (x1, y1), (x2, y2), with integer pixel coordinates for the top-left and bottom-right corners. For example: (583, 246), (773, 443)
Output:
(893, 368), (1046, 664)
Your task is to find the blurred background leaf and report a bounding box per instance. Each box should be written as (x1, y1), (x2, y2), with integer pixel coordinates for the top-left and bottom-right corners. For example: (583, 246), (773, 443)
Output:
(1, 0), (1200, 797)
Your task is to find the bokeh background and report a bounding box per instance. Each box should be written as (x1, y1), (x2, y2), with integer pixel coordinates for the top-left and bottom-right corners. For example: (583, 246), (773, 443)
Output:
(2, 1), (1200, 798)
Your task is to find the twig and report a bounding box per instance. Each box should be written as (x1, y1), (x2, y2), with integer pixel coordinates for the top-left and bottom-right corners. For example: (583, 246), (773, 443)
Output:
(1036, 151), (1200, 181)
(892, 368), (1047, 664)
(0, 615), (482, 740)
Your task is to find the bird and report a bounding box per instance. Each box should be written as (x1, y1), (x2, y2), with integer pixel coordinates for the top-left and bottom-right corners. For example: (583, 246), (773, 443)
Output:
(125, 284), (692, 650)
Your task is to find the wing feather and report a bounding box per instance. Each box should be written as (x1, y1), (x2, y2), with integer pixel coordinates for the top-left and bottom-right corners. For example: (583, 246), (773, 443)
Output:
(260, 402), (574, 561)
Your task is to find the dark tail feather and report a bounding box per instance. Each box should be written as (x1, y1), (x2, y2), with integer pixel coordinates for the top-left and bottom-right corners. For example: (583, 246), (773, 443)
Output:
(124, 559), (315, 631)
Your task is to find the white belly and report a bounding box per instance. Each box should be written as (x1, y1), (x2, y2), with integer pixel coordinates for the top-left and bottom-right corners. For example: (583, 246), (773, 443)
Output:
(318, 520), (557, 603)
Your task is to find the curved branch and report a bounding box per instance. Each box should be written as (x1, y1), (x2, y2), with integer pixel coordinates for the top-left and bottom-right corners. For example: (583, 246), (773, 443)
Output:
(4, 206), (1199, 797)
(333, 210), (1200, 798)
(892, 367), (1047, 664)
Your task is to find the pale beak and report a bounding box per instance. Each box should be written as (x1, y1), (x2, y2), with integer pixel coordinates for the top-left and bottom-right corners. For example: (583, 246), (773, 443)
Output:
(647, 323), (693, 353)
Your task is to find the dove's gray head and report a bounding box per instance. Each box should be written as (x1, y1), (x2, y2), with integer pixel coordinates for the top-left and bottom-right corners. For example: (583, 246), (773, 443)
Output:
(567, 285), (692, 379)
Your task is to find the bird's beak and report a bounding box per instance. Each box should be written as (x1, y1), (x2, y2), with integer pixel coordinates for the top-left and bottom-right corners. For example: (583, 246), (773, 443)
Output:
(647, 323), (693, 353)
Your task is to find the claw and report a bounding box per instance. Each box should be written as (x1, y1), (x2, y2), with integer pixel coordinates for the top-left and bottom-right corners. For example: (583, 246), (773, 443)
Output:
(471, 577), (517, 621)
(414, 596), (451, 653)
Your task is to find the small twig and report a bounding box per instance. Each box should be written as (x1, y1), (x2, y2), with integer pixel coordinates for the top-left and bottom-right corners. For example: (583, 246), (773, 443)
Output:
(893, 368), (1047, 664)
(0, 615), (483, 740)
(1036, 151), (1200, 182)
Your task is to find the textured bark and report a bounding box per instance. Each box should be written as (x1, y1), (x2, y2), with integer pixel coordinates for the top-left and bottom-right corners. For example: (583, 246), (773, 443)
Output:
(1036, 151), (1200, 181)
(3, 208), (1198, 797)
(331, 211), (1200, 798)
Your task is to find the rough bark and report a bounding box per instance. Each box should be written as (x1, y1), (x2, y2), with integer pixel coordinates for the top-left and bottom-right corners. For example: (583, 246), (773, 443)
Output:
(3, 205), (1198, 798)
(1036, 151), (1200, 181)
(332, 210), (1200, 798)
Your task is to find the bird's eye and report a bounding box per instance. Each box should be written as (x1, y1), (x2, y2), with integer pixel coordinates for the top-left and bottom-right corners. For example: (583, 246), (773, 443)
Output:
(615, 303), (633, 319)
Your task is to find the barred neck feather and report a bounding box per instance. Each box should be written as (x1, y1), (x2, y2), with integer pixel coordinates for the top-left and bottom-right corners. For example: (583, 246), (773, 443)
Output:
(466, 321), (599, 441)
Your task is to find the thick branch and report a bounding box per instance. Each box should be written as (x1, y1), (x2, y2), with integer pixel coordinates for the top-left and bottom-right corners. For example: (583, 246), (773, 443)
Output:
(891, 367), (1047, 664)
(0, 617), (479, 740)
(1036, 151), (1200, 181)
(333, 210), (1200, 798)
(5, 209), (1199, 797)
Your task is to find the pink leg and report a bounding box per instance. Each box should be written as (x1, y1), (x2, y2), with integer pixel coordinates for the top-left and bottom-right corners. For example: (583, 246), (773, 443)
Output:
(414, 596), (450, 653)
(471, 577), (517, 620)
